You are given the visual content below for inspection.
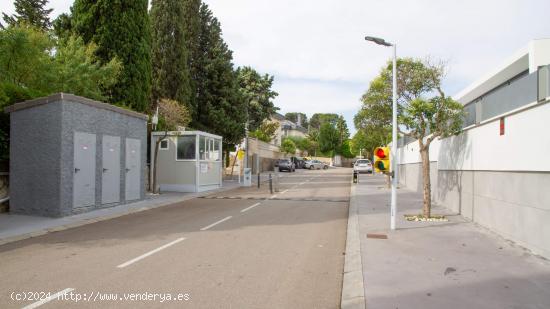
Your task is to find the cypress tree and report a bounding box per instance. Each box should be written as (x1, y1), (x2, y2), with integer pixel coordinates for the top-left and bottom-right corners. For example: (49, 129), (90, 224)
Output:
(150, 0), (192, 109)
(193, 3), (246, 145)
(2, 0), (53, 30)
(71, 0), (152, 112)
(181, 0), (202, 118)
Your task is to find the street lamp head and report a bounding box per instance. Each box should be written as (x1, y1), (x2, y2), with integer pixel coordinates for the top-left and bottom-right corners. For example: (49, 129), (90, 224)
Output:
(364, 36), (392, 47)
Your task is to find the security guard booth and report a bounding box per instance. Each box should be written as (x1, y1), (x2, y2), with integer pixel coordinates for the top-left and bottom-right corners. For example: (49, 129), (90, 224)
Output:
(151, 131), (223, 192)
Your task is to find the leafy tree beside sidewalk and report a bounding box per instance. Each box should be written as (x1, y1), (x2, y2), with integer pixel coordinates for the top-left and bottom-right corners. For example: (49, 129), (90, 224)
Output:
(356, 58), (463, 218)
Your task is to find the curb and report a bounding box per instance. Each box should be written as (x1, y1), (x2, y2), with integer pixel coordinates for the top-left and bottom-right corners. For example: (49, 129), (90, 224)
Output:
(0, 184), (240, 247)
(341, 182), (366, 309)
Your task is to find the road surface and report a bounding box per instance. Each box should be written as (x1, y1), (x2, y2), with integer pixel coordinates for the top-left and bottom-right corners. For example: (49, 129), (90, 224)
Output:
(0, 168), (351, 308)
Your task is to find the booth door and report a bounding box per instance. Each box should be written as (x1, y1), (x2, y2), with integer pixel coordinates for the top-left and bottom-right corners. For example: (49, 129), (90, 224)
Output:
(73, 132), (96, 208)
(101, 135), (121, 204)
(125, 138), (141, 201)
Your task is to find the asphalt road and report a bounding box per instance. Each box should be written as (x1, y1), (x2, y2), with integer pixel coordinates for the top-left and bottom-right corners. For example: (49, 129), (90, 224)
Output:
(0, 168), (351, 309)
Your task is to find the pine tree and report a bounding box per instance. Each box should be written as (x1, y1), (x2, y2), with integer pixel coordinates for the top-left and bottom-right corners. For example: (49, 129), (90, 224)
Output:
(150, 0), (192, 109)
(2, 0), (53, 30)
(71, 0), (152, 112)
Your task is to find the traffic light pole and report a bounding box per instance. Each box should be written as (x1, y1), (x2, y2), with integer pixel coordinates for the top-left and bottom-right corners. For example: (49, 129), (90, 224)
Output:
(390, 44), (398, 230)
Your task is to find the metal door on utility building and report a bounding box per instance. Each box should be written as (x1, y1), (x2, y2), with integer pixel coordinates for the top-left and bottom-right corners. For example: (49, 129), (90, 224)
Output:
(101, 135), (121, 204)
(73, 132), (96, 208)
(125, 138), (141, 201)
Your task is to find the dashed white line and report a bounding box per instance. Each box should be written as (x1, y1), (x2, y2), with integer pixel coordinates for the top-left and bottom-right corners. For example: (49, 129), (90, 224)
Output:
(241, 202), (261, 213)
(117, 237), (186, 268)
(200, 216), (233, 231)
(281, 189), (289, 194)
(269, 194), (278, 199)
(21, 288), (75, 309)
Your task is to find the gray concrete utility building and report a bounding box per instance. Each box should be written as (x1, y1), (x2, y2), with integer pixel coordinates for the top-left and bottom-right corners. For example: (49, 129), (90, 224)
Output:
(4, 93), (147, 217)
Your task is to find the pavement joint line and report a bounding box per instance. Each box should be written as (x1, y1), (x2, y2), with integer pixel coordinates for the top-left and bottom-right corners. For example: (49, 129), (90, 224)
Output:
(21, 288), (75, 309)
(240, 202), (261, 213)
(117, 237), (186, 268)
(200, 216), (233, 231)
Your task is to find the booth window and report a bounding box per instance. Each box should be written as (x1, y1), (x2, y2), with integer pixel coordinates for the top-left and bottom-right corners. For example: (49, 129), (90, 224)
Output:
(159, 139), (168, 150)
(199, 136), (221, 161)
(177, 136), (195, 160)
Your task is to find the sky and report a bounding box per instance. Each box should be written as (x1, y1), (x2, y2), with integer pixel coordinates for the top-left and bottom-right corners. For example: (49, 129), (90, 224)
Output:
(2, 0), (549, 135)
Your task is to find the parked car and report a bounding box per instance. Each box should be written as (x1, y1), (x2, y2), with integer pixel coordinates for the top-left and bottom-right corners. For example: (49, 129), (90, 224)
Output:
(354, 159), (373, 174)
(304, 159), (328, 170)
(291, 156), (306, 169)
(277, 159), (295, 172)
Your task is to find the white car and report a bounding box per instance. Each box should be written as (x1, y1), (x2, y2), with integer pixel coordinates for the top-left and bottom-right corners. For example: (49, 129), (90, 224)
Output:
(304, 160), (328, 170)
(354, 159), (373, 174)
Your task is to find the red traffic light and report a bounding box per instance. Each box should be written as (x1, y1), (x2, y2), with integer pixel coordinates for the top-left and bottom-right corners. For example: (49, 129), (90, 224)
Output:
(376, 148), (387, 158)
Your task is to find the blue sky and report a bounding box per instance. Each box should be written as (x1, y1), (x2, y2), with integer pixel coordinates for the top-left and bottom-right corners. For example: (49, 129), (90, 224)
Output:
(3, 0), (549, 135)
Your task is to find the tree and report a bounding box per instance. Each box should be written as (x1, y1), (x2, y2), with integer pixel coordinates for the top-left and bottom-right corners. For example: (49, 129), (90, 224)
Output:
(150, 0), (192, 110)
(336, 115), (349, 151)
(51, 36), (121, 101)
(280, 138), (296, 156)
(2, 0), (53, 30)
(236, 66), (279, 131)
(285, 112), (308, 128)
(341, 139), (355, 159)
(180, 0), (201, 119)
(356, 58), (464, 217)
(310, 113), (339, 131)
(0, 25), (122, 160)
(152, 98), (191, 194)
(191, 3), (246, 154)
(250, 120), (279, 143)
(52, 13), (71, 39)
(318, 122), (339, 156)
(71, 0), (152, 112)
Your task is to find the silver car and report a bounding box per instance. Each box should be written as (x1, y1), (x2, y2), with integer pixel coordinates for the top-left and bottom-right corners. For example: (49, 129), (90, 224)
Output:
(305, 160), (328, 170)
(354, 159), (373, 174)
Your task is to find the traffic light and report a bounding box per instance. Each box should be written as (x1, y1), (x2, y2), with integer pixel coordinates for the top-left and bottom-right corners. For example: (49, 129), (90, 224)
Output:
(373, 147), (390, 173)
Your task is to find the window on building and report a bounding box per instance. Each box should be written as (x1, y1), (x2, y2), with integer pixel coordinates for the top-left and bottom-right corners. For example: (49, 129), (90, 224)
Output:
(177, 136), (195, 160)
(159, 139), (168, 150)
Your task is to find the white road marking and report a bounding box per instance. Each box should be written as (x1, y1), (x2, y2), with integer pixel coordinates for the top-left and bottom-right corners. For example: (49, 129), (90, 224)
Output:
(299, 182), (305, 185)
(281, 189), (289, 194)
(200, 216), (233, 231)
(21, 288), (74, 309)
(117, 237), (186, 268)
(241, 202), (261, 213)
(269, 194), (278, 199)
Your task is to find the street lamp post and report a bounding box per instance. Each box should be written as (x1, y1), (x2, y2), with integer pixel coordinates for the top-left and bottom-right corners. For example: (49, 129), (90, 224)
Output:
(365, 36), (398, 230)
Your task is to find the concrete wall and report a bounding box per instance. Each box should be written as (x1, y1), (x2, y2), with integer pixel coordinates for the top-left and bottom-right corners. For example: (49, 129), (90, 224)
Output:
(9, 102), (63, 216)
(398, 100), (550, 259)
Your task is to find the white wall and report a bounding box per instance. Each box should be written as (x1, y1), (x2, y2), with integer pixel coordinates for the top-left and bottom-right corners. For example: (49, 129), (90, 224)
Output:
(398, 101), (550, 172)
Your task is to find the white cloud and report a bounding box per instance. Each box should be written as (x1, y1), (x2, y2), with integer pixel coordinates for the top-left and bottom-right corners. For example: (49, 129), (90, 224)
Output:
(3, 0), (549, 134)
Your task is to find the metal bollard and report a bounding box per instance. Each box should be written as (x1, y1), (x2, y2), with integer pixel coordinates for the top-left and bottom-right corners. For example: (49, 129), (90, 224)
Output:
(258, 173), (261, 188)
(353, 170), (358, 183)
(269, 173), (273, 194)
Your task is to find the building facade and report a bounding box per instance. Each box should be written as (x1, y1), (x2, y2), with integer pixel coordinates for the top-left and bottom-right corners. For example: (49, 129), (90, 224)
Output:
(397, 39), (550, 259)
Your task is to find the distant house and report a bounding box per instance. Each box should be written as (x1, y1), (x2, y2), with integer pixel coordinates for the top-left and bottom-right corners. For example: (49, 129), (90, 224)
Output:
(270, 113), (308, 146)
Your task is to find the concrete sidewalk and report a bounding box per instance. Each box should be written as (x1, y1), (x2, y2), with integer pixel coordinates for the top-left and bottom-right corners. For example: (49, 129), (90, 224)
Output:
(356, 174), (550, 309)
(0, 180), (241, 246)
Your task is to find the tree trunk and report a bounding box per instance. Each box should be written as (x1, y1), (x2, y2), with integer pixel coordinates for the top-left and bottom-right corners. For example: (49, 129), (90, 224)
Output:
(420, 147), (431, 218)
(152, 133), (167, 194)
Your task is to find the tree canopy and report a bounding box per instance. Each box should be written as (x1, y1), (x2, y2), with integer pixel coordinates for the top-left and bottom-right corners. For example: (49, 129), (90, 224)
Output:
(71, 0), (152, 112)
(2, 0), (53, 30)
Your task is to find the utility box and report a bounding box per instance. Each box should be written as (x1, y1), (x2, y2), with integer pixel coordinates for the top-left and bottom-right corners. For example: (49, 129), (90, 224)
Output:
(4, 93), (147, 217)
(243, 168), (252, 187)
